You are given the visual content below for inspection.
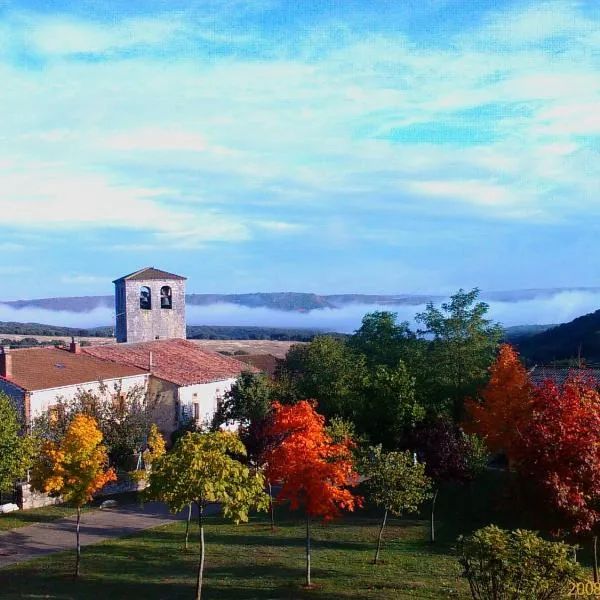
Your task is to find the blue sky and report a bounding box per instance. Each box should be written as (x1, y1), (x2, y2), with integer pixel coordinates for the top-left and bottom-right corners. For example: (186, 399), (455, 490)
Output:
(1, 0), (599, 300)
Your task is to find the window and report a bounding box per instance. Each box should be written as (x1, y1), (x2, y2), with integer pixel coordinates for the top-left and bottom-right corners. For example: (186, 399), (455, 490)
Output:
(140, 286), (151, 310)
(193, 402), (200, 422)
(160, 286), (172, 309)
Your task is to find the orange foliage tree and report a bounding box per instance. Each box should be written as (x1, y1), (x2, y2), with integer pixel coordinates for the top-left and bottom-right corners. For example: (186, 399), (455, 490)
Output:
(30, 414), (116, 577)
(464, 344), (533, 468)
(262, 400), (362, 587)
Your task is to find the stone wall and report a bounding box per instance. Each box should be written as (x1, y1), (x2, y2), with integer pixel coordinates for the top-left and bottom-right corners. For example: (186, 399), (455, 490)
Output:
(17, 482), (62, 510)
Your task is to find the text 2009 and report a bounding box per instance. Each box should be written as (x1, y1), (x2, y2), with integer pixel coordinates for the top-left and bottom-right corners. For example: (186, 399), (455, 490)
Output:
(570, 581), (600, 596)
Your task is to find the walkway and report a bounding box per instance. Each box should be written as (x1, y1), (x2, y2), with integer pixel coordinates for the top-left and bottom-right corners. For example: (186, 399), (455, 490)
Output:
(0, 501), (214, 568)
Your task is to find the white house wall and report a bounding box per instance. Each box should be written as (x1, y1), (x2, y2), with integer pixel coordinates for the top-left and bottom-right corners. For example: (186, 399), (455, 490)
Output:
(178, 378), (237, 427)
(29, 374), (149, 420)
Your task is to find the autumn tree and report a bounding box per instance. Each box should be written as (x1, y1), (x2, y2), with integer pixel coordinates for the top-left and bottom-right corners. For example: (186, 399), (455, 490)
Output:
(0, 392), (37, 495)
(464, 344), (533, 468)
(262, 400), (362, 587)
(416, 288), (503, 420)
(411, 417), (487, 542)
(33, 382), (160, 468)
(30, 414), (116, 577)
(146, 431), (269, 600)
(517, 372), (600, 580)
(360, 445), (431, 564)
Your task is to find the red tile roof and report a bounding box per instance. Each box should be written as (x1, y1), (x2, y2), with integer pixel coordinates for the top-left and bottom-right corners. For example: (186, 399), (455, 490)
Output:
(2, 347), (147, 392)
(113, 267), (187, 283)
(235, 354), (281, 377)
(83, 339), (256, 386)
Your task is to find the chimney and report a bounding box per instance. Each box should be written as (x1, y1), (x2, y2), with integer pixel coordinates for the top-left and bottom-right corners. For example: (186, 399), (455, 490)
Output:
(69, 337), (81, 354)
(0, 346), (12, 379)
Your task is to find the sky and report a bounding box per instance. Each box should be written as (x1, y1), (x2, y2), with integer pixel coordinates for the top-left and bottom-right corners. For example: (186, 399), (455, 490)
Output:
(1, 0), (600, 301)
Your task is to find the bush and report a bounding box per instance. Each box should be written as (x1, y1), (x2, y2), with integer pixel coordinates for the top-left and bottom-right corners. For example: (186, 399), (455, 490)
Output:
(457, 525), (584, 600)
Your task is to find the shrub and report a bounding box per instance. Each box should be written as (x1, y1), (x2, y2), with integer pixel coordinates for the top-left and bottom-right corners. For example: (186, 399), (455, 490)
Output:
(457, 525), (584, 600)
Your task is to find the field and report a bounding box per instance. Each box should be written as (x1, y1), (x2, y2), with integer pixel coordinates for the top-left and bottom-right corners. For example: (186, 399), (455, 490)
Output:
(0, 509), (469, 599)
(0, 335), (298, 358)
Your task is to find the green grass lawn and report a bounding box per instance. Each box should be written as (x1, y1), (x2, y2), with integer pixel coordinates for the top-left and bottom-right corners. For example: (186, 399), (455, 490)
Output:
(1, 509), (469, 599)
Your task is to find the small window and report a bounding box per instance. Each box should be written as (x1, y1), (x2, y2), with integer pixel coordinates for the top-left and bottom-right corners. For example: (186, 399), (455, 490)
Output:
(193, 402), (200, 421)
(140, 286), (151, 310)
(160, 286), (172, 309)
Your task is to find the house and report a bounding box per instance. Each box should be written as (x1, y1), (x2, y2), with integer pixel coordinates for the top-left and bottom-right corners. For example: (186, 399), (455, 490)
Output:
(0, 267), (256, 437)
(0, 340), (148, 424)
(83, 338), (256, 434)
(235, 353), (281, 378)
(529, 364), (600, 387)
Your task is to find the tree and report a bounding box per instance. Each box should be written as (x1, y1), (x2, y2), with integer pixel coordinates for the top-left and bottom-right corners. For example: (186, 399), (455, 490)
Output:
(349, 311), (422, 370)
(277, 337), (364, 420)
(262, 400), (362, 587)
(32, 382), (160, 469)
(146, 431), (269, 600)
(0, 392), (37, 495)
(30, 414), (116, 577)
(411, 417), (487, 542)
(360, 445), (431, 564)
(517, 372), (600, 579)
(358, 361), (424, 448)
(464, 344), (533, 468)
(415, 288), (503, 420)
(458, 525), (584, 600)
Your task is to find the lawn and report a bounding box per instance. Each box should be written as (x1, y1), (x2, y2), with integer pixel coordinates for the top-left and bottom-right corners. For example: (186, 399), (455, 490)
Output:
(1, 508), (469, 599)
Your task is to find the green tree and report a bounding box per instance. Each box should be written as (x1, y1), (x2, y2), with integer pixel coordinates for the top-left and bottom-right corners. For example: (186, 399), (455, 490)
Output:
(0, 392), (37, 494)
(458, 525), (585, 600)
(358, 361), (425, 448)
(349, 311), (422, 370)
(278, 336), (364, 420)
(146, 431), (269, 600)
(360, 445), (432, 564)
(416, 288), (503, 420)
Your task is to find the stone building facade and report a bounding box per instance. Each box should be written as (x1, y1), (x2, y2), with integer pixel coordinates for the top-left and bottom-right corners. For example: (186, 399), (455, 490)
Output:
(114, 267), (187, 343)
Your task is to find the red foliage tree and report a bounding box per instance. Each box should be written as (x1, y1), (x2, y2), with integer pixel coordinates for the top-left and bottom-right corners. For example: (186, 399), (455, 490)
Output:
(262, 400), (362, 587)
(518, 372), (600, 579)
(464, 343), (533, 468)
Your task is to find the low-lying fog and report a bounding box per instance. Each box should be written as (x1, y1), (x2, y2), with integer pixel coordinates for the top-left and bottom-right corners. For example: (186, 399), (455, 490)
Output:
(1, 290), (599, 334)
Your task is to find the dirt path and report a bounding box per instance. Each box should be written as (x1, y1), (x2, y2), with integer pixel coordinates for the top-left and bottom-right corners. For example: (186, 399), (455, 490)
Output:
(0, 501), (216, 568)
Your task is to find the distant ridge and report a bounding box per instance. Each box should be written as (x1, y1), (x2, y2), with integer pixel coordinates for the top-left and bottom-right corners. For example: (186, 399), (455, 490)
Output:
(3, 287), (599, 314)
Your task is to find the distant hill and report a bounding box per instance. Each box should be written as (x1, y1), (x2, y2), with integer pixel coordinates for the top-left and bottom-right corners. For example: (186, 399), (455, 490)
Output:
(502, 324), (556, 342)
(514, 309), (600, 363)
(4, 287), (600, 314)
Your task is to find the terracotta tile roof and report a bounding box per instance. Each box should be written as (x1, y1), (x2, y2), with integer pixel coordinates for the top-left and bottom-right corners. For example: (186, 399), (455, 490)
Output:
(83, 339), (257, 386)
(235, 354), (281, 377)
(529, 365), (600, 386)
(112, 267), (187, 283)
(3, 347), (147, 392)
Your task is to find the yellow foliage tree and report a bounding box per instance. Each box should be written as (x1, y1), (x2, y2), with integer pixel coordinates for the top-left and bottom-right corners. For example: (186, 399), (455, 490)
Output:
(130, 423), (166, 483)
(30, 414), (116, 577)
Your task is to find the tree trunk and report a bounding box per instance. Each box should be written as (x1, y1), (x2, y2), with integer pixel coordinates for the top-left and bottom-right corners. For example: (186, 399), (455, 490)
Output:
(373, 508), (388, 565)
(195, 502), (205, 600)
(305, 514), (311, 587)
(75, 506), (81, 577)
(268, 481), (275, 532)
(430, 488), (439, 544)
(184, 503), (192, 550)
(594, 536), (599, 583)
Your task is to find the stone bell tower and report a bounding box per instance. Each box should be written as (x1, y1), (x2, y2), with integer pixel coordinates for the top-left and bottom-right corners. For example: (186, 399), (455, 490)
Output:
(113, 267), (187, 343)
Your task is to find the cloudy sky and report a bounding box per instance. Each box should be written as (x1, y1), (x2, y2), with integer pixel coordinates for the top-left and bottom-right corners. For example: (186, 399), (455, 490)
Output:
(1, 0), (599, 300)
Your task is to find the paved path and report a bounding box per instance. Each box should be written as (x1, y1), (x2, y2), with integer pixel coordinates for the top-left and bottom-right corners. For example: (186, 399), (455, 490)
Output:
(0, 502), (215, 568)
